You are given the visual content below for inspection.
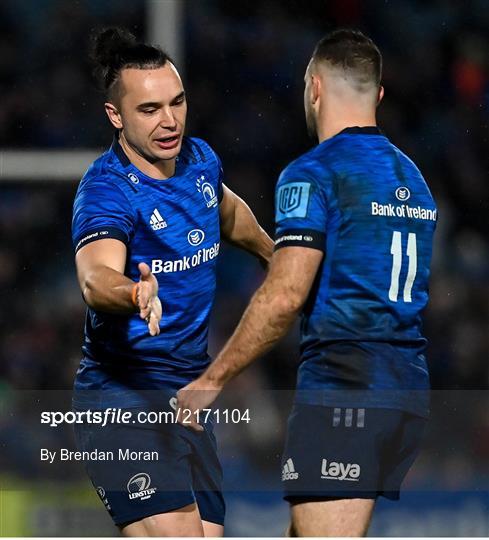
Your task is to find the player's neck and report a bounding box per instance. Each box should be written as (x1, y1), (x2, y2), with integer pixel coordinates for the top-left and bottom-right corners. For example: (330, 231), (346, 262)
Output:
(118, 133), (176, 180)
(316, 112), (377, 143)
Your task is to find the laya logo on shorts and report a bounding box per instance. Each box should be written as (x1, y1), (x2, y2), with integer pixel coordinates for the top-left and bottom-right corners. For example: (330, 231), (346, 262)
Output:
(320, 459), (360, 482)
(282, 458), (299, 481)
(127, 472), (157, 501)
(276, 182), (311, 221)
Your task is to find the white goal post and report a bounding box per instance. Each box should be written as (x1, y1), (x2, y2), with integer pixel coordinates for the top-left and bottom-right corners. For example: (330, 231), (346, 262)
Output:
(0, 150), (100, 181)
(0, 0), (183, 182)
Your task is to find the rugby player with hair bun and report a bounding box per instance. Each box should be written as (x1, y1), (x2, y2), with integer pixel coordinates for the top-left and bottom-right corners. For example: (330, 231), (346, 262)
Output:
(72, 27), (272, 537)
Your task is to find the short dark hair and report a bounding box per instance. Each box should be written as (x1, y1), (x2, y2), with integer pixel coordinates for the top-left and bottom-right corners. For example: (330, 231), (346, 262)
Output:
(312, 29), (382, 89)
(90, 27), (173, 101)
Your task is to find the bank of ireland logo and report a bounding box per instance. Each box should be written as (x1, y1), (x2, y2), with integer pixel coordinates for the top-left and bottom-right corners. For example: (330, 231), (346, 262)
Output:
(127, 473), (157, 501)
(395, 186), (410, 201)
(197, 175), (218, 208)
(128, 173), (140, 184)
(276, 182), (311, 221)
(187, 229), (205, 246)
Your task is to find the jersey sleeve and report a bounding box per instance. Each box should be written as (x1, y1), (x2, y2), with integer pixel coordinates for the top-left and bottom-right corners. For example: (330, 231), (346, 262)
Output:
(72, 178), (136, 253)
(188, 137), (224, 203)
(274, 168), (328, 252)
(215, 153), (224, 203)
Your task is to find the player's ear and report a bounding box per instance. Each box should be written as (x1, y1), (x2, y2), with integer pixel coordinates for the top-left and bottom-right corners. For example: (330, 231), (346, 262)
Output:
(377, 86), (384, 106)
(105, 102), (123, 129)
(311, 74), (321, 106)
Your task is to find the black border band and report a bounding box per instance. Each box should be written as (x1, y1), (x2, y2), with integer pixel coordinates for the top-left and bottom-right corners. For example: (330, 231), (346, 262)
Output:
(274, 229), (325, 251)
(74, 227), (129, 253)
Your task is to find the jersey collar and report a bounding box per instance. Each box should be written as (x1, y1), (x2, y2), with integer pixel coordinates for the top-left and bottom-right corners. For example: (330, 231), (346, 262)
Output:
(110, 132), (190, 177)
(337, 126), (384, 136)
(111, 132), (132, 168)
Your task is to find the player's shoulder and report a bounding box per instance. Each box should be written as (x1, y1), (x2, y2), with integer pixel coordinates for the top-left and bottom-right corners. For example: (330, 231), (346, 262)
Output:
(376, 137), (431, 190)
(180, 136), (221, 166)
(389, 141), (424, 176)
(78, 147), (125, 189)
(278, 144), (331, 187)
(74, 149), (132, 209)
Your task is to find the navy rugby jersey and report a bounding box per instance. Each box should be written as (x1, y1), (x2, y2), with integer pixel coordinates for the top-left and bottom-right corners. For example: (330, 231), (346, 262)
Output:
(72, 136), (223, 406)
(275, 127), (437, 416)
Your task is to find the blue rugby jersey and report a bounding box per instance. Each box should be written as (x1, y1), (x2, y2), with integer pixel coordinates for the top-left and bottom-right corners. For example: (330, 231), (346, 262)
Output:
(275, 127), (437, 416)
(72, 136), (223, 406)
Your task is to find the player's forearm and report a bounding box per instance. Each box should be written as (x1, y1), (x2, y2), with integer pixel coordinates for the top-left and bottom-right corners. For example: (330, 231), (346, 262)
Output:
(222, 197), (273, 264)
(81, 266), (136, 314)
(203, 282), (301, 386)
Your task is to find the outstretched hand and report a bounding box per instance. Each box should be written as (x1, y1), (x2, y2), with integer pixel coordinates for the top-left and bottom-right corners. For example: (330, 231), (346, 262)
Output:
(134, 262), (162, 336)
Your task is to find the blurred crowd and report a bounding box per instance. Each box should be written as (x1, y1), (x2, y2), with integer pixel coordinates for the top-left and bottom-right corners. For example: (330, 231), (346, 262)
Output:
(0, 0), (487, 489)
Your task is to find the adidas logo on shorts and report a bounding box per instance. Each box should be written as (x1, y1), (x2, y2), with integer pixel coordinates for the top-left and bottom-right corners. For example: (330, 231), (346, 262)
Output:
(282, 458), (299, 481)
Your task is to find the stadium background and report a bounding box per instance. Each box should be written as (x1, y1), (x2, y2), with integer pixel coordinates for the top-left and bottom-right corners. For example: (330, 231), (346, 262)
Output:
(0, 0), (487, 536)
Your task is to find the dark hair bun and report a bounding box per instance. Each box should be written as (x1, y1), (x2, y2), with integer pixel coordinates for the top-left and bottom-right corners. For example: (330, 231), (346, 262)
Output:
(89, 26), (172, 95)
(92, 27), (136, 68)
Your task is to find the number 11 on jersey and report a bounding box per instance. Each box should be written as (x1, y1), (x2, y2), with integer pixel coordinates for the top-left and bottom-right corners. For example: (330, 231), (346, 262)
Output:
(389, 231), (417, 303)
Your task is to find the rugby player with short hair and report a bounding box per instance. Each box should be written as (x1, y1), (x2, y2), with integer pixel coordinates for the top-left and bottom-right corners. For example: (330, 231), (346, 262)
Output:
(177, 29), (437, 536)
(71, 27), (273, 537)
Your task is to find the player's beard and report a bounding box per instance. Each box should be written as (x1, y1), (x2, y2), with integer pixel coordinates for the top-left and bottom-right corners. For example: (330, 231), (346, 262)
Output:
(305, 104), (318, 140)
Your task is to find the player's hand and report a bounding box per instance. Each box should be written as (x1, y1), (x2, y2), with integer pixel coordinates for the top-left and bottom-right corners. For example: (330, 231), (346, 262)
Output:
(134, 262), (162, 336)
(176, 377), (222, 432)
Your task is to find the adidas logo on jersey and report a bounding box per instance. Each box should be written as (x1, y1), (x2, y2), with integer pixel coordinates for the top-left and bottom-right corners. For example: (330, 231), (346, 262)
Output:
(150, 209), (167, 231)
(282, 458), (299, 481)
(320, 459), (360, 482)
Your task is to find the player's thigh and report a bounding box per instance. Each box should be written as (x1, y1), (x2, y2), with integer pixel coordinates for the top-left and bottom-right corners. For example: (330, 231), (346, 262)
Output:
(380, 412), (427, 498)
(290, 497), (375, 537)
(73, 407), (198, 529)
(185, 422), (226, 530)
(202, 520), (224, 537)
(121, 502), (204, 537)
